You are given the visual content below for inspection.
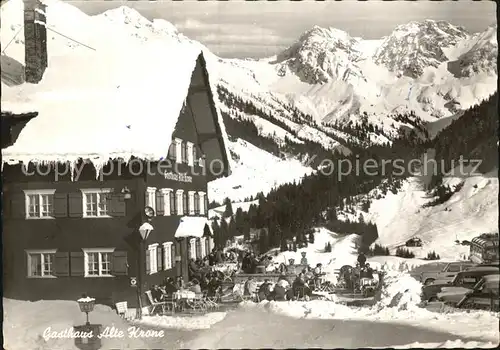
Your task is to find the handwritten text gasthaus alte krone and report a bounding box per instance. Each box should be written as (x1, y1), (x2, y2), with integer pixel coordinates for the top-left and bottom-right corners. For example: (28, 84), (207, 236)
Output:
(42, 326), (164, 341)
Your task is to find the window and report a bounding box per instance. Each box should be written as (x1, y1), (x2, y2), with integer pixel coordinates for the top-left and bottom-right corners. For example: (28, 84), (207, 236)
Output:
(188, 191), (195, 215)
(169, 190), (176, 215)
(448, 264), (461, 273)
(26, 249), (56, 277)
(194, 192), (200, 215)
(81, 189), (112, 217)
(24, 189), (56, 219)
(181, 142), (188, 164)
(148, 244), (159, 274)
(159, 189), (172, 216)
(83, 248), (114, 277)
(189, 238), (196, 260)
(162, 242), (173, 270)
(176, 190), (184, 215)
(193, 146), (198, 166)
(200, 237), (206, 258)
(168, 141), (176, 160)
(199, 192), (206, 215)
(175, 138), (182, 164)
(146, 187), (156, 213)
(183, 192), (188, 214)
(186, 142), (194, 166)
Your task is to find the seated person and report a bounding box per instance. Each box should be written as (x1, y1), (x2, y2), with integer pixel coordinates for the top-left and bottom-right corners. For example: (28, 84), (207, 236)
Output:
(175, 276), (185, 290)
(269, 282), (287, 301)
(292, 273), (312, 299)
(188, 258), (201, 281)
(188, 279), (202, 294)
(277, 274), (290, 287)
(304, 266), (315, 283)
(360, 263), (374, 279)
(258, 279), (272, 301)
(163, 277), (179, 295)
(243, 276), (258, 296)
(150, 284), (164, 303)
(207, 276), (221, 297)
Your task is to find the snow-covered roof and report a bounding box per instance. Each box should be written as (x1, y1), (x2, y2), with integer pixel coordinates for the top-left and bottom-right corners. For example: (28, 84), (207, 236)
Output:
(1, 0), (231, 177)
(174, 216), (212, 239)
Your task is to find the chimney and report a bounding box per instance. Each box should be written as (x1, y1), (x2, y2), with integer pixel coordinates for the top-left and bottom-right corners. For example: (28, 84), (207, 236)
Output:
(23, 0), (48, 84)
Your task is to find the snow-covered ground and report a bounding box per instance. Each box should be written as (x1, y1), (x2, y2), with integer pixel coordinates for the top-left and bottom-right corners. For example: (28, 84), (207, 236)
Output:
(337, 169), (499, 260)
(208, 139), (314, 203)
(136, 312), (227, 330)
(240, 265), (499, 345)
(242, 227), (499, 346)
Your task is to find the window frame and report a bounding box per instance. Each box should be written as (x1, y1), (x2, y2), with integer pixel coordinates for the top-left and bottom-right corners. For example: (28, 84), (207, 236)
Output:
(82, 248), (115, 278)
(148, 243), (159, 275)
(175, 138), (183, 164)
(162, 242), (173, 270)
(200, 237), (206, 258)
(186, 142), (194, 166)
(26, 249), (57, 278)
(81, 188), (113, 218)
(189, 238), (196, 260)
(176, 190), (184, 216)
(198, 191), (206, 215)
(188, 191), (195, 215)
(146, 187), (157, 213)
(23, 189), (56, 220)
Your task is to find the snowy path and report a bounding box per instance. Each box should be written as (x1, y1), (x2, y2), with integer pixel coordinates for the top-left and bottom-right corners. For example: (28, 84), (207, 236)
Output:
(178, 307), (488, 349)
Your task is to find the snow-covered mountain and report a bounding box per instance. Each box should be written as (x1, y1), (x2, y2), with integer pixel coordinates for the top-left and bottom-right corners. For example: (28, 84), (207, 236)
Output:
(1, 0), (497, 203)
(373, 20), (469, 78)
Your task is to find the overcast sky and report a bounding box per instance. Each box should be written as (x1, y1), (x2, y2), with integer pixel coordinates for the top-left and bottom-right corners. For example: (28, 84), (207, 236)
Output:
(67, 0), (496, 59)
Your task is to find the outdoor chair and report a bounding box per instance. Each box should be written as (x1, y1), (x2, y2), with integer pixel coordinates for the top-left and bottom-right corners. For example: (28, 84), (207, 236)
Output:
(186, 293), (208, 313)
(162, 294), (177, 314)
(202, 291), (220, 310)
(145, 290), (169, 315)
(115, 301), (128, 319)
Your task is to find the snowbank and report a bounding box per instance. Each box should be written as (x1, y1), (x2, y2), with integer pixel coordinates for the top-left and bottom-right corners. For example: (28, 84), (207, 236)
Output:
(380, 340), (498, 349)
(240, 265), (500, 344)
(135, 312), (227, 330)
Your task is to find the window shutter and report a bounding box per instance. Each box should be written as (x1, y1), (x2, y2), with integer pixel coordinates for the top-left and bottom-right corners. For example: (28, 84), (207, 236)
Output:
(70, 252), (84, 276)
(68, 192), (83, 218)
(205, 239), (210, 257)
(155, 192), (164, 216)
(171, 244), (176, 267)
(183, 193), (188, 215)
(145, 249), (151, 275)
(112, 251), (128, 276)
(10, 192), (26, 219)
(53, 193), (68, 218)
(196, 239), (201, 259)
(54, 252), (70, 276)
(157, 246), (163, 271)
(109, 193), (126, 217)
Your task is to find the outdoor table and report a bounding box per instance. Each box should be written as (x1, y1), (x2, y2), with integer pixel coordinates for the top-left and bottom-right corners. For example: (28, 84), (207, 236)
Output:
(173, 290), (196, 312)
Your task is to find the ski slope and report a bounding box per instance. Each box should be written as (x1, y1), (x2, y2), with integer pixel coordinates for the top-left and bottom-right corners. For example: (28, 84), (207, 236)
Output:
(208, 139), (314, 204)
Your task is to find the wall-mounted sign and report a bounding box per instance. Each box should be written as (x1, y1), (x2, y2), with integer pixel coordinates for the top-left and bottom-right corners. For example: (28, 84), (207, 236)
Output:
(163, 172), (193, 183)
(130, 277), (137, 287)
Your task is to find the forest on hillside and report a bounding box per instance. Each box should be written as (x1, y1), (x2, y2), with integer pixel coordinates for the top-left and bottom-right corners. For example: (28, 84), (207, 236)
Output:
(211, 91), (498, 255)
